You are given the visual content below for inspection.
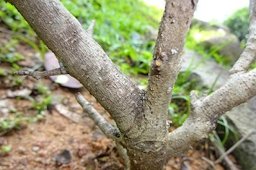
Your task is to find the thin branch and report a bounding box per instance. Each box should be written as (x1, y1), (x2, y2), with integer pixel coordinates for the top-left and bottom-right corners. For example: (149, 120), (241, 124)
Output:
(210, 131), (239, 170)
(116, 143), (130, 170)
(215, 130), (255, 164)
(213, 145), (239, 170)
(201, 157), (215, 169)
(15, 67), (66, 79)
(167, 69), (256, 157)
(230, 0), (256, 74)
(75, 92), (121, 141)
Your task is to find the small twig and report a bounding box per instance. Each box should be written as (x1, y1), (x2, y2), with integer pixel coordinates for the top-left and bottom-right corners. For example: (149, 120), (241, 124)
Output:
(87, 20), (95, 37)
(15, 67), (67, 80)
(201, 157), (215, 169)
(212, 142), (239, 170)
(209, 131), (239, 170)
(75, 92), (121, 141)
(116, 143), (130, 170)
(181, 157), (192, 170)
(215, 130), (255, 164)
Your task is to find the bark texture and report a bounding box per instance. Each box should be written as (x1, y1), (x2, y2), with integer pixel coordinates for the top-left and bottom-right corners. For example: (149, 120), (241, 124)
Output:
(7, 0), (256, 169)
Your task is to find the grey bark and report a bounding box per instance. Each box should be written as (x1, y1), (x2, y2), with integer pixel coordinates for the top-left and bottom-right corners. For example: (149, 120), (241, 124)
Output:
(7, 0), (256, 169)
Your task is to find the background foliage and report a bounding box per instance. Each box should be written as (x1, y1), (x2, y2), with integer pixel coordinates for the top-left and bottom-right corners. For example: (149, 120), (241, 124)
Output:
(224, 7), (249, 43)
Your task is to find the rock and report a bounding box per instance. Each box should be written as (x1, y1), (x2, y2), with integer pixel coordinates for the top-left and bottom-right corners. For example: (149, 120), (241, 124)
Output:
(226, 98), (256, 170)
(44, 52), (82, 89)
(0, 99), (14, 118)
(38, 150), (48, 157)
(76, 145), (89, 158)
(181, 50), (229, 89)
(201, 30), (242, 64)
(6, 88), (31, 98)
(17, 146), (26, 155)
(32, 146), (40, 152)
(192, 20), (243, 64)
(54, 149), (72, 165)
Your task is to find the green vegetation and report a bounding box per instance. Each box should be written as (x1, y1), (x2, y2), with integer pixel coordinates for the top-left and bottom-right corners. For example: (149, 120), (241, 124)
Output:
(186, 24), (233, 67)
(0, 3), (33, 33)
(168, 70), (205, 126)
(0, 145), (12, 155)
(0, 38), (24, 70)
(0, 112), (44, 135)
(224, 8), (249, 43)
(61, 0), (161, 75)
(0, 0), (161, 75)
(32, 83), (52, 114)
(0, 83), (50, 135)
(216, 116), (237, 145)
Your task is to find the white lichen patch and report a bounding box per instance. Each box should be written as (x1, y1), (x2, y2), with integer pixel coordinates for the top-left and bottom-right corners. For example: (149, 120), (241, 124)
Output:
(171, 48), (178, 55)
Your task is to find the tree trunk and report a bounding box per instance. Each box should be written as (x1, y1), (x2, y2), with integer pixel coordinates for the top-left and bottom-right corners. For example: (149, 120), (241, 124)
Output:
(127, 147), (168, 170)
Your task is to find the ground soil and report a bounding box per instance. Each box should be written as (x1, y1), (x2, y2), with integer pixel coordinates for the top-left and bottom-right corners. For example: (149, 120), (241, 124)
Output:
(0, 26), (238, 170)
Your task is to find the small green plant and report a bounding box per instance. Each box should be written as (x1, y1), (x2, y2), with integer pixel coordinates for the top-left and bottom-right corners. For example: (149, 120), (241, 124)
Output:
(216, 116), (237, 145)
(32, 83), (52, 114)
(168, 96), (190, 127)
(32, 96), (52, 114)
(0, 112), (27, 135)
(0, 39), (24, 68)
(168, 70), (205, 127)
(8, 75), (23, 87)
(0, 111), (45, 136)
(35, 83), (51, 96)
(0, 68), (6, 76)
(0, 145), (12, 155)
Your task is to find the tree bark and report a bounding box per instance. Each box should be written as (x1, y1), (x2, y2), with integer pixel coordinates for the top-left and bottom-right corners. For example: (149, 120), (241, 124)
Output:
(127, 146), (168, 170)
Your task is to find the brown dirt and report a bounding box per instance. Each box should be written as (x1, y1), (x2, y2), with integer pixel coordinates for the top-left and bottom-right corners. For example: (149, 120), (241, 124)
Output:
(0, 26), (237, 170)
